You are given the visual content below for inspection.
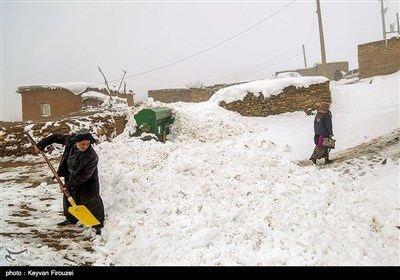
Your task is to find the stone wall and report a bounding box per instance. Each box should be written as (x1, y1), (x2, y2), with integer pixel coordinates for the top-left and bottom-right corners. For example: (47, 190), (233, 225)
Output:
(189, 88), (215, 103)
(358, 37), (400, 78)
(148, 83), (244, 103)
(219, 81), (331, 117)
(148, 88), (192, 103)
(0, 112), (127, 158)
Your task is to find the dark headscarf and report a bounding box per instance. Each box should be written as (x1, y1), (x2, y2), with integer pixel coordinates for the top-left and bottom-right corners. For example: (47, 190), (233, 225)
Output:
(74, 128), (95, 143)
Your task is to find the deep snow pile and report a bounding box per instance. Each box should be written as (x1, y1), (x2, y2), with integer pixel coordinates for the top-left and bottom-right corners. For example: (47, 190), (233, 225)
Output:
(90, 73), (399, 265)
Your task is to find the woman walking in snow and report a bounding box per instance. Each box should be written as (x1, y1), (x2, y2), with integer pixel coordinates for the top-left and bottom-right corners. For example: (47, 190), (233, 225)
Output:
(309, 102), (334, 165)
(34, 128), (105, 235)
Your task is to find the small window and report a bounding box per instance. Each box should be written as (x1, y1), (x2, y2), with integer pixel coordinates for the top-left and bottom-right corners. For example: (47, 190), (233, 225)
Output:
(41, 103), (51, 117)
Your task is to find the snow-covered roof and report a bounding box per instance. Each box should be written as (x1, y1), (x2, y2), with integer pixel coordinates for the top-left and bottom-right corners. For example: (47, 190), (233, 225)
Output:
(81, 91), (109, 100)
(274, 72), (303, 78)
(16, 82), (110, 95)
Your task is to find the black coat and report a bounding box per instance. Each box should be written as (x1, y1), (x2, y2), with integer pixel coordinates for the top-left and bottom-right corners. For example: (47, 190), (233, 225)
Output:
(313, 110), (333, 137)
(36, 134), (100, 201)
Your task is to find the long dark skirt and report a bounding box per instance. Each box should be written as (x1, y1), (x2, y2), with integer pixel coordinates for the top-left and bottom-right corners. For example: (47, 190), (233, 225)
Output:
(310, 134), (330, 160)
(310, 145), (329, 160)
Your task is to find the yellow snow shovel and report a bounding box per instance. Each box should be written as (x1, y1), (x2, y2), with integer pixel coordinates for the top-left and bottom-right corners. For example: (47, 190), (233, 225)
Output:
(25, 132), (100, 226)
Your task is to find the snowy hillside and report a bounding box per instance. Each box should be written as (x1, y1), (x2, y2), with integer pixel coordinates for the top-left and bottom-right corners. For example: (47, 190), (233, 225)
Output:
(1, 72), (399, 266)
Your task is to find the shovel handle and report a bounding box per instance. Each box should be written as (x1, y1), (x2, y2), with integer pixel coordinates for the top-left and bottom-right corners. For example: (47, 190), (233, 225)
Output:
(25, 132), (72, 198)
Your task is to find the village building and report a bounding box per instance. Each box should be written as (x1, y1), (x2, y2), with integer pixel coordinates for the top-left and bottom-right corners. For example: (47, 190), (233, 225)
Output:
(17, 82), (134, 121)
(275, 61), (349, 81)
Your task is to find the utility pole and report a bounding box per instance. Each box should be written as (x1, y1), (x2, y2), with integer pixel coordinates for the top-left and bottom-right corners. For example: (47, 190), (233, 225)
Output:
(397, 13), (400, 35)
(316, 0), (327, 77)
(380, 1), (399, 46)
(117, 70), (127, 92)
(380, 0), (387, 43)
(302, 44), (308, 69)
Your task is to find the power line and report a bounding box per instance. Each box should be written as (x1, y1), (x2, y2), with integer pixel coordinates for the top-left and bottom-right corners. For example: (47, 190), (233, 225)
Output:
(204, 46), (301, 84)
(102, 0), (297, 85)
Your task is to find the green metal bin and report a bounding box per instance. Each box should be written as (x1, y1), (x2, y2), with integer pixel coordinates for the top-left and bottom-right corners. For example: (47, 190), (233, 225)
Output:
(133, 107), (174, 142)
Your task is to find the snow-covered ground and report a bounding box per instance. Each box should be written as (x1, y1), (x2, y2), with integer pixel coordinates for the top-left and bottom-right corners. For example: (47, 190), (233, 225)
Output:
(1, 72), (399, 266)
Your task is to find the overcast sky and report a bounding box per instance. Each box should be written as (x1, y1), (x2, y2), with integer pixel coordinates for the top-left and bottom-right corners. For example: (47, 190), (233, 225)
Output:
(1, 0), (399, 121)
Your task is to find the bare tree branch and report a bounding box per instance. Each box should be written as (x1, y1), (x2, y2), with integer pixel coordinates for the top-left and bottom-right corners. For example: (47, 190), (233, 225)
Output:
(97, 66), (113, 100)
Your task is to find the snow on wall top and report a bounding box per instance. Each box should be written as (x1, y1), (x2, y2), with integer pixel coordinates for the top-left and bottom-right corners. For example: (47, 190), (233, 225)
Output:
(209, 76), (329, 104)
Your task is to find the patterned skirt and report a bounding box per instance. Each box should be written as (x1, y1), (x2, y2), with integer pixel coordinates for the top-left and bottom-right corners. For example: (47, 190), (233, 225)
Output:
(310, 145), (329, 160)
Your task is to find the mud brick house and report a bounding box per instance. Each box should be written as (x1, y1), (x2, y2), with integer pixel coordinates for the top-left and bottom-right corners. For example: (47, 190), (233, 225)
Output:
(358, 37), (400, 78)
(17, 82), (134, 121)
